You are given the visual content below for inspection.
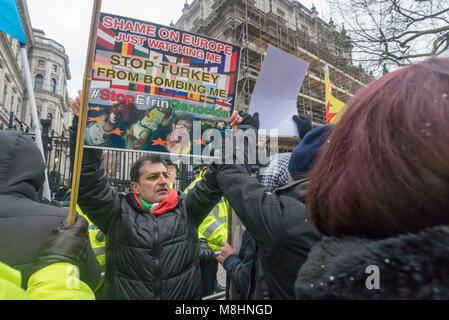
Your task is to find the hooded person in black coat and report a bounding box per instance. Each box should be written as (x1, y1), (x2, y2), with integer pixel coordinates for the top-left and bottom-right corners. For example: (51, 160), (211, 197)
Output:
(0, 130), (101, 290)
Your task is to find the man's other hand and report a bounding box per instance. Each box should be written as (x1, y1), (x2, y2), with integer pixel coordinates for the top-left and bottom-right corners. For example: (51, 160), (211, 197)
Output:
(218, 242), (238, 265)
(71, 90), (82, 117)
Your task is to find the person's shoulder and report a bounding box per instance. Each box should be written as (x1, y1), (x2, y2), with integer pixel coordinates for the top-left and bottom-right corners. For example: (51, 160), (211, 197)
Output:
(0, 204), (65, 228)
(263, 183), (311, 224)
(19, 200), (68, 220)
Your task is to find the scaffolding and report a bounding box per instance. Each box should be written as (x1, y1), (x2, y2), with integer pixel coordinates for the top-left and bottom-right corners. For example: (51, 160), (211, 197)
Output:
(188, 0), (372, 127)
(178, 0), (372, 129)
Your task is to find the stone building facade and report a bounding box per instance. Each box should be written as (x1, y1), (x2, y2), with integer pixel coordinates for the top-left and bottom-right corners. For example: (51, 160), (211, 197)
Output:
(0, 0), (72, 137)
(28, 28), (72, 136)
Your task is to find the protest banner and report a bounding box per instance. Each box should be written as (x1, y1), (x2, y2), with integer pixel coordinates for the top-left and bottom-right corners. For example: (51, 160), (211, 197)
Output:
(85, 12), (241, 158)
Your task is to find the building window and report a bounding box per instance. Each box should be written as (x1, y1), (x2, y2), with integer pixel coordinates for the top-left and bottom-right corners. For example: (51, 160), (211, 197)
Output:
(35, 74), (44, 89)
(37, 60), (45, 68)
(47, 113), (53, 121)
(277, 9), (285, 19)
(50, 78), (57, 93)
(52, 64), (57, 73)
(3, 85), (7, 106)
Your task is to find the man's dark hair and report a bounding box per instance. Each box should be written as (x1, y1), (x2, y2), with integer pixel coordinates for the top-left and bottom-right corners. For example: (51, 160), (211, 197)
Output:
(130, 154), (167, 183)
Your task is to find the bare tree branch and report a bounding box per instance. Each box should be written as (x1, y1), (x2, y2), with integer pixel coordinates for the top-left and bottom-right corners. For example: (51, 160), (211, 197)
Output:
(393, 25), (449, 46)
(329, 0), (449, 74)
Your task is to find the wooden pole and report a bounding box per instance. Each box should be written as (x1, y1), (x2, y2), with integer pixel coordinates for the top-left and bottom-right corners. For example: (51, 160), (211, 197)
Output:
(68, 0), (102, 227)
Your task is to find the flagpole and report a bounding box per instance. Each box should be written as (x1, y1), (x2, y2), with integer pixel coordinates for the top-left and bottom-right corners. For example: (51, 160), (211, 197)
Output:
(68, 0), (102, 227)
(324, 64), (329, 76)
(21, 46), (51, 202)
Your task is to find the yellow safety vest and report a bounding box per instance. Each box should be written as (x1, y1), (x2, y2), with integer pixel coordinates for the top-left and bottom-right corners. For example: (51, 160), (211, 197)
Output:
(0, 261), (94, 300)
(76, 205), (106, 267)
(184, 172), (228, 252)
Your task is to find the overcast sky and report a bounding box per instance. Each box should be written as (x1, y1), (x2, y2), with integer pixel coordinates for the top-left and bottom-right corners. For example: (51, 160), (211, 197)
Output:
(27, 0), (330, 100)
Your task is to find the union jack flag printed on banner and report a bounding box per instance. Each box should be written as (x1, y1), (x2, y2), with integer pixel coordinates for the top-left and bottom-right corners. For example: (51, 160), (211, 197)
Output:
(216, 97), (233, 109)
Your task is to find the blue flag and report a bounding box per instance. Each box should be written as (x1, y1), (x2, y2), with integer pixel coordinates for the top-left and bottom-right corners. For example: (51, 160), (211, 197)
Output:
(0, 0), (26, 44)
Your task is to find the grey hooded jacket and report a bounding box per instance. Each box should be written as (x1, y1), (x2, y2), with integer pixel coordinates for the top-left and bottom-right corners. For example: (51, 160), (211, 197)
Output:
(0, 131), (67, 287)
(0, 130), (100, 289)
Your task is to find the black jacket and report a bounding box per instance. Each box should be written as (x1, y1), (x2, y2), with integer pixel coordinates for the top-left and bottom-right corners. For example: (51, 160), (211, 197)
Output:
(223, 176), (312, 300)
(208, 127), (321, 299)
(0, 131), (101, 289)
(74, 144), (222, 299)
(295, 225), (449, 299)
(223, 230), (258, 299)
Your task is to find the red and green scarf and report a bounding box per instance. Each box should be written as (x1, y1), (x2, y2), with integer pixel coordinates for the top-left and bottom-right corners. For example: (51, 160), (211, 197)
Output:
(133, 189), (178, 215)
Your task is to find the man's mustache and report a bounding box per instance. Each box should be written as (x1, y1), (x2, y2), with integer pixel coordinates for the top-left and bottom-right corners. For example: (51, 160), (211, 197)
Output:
(156, 185), (168, 192)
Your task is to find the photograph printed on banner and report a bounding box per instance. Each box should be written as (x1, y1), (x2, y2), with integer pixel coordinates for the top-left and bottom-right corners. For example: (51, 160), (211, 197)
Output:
(85, 12), (241, 158)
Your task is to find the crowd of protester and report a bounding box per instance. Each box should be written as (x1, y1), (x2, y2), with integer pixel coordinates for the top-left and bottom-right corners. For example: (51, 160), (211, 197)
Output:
(1, 57), (448, 300)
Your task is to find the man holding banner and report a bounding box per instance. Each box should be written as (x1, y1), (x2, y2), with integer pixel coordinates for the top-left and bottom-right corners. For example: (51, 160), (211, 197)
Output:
(70, 98), (223, 299)
(68, 7), (242, 299)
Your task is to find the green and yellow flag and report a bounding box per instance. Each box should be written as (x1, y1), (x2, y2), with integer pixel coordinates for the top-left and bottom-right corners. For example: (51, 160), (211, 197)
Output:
(324, 65), (346, 124)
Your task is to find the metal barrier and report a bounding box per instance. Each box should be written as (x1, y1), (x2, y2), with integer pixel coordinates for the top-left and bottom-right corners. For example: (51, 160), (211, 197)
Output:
(203, 291), (226, 300)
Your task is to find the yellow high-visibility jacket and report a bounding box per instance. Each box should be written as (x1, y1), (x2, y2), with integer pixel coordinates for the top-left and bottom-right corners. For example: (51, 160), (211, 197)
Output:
(184, 171), (228, 252)
(76, 205), (106, 267)
(0, 261), (94, 300)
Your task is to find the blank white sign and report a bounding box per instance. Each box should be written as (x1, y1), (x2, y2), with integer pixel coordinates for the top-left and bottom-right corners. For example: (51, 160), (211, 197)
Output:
(248, 45), (309, 136)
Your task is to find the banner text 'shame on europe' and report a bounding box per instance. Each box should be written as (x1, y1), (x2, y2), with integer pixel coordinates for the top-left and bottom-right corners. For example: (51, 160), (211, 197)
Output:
(103, 15), (233, 62)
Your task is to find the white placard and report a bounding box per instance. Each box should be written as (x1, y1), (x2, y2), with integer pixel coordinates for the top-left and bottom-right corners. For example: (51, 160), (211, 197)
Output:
(248, 45), (309, 136)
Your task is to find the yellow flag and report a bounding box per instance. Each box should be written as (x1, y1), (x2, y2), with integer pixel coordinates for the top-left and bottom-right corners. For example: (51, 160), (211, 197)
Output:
(324, 65), (346, 124)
